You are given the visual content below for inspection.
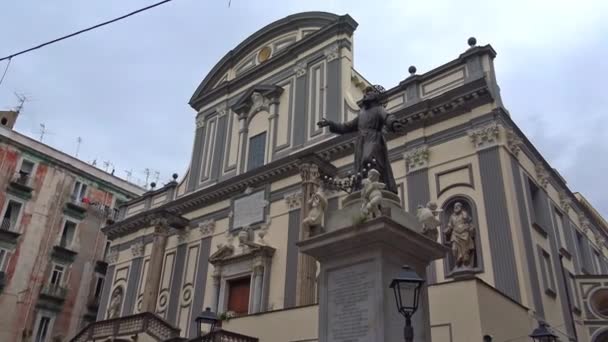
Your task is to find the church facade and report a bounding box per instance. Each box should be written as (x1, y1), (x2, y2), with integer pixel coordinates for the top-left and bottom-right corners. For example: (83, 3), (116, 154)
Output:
(75, 12), (608, 342)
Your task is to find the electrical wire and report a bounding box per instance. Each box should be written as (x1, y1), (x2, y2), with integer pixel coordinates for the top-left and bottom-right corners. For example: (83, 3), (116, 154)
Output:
(0, 58), (11, 87)
(0, 0), (176, 63)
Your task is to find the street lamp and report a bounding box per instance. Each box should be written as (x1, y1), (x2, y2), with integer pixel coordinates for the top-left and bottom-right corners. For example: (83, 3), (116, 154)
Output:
(195, 307), (219, 337)
(390, 265), (425, 342)
(529, 321), (558, 342)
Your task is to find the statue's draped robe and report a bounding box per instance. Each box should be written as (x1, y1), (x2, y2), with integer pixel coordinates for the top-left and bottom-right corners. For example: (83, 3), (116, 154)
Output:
(447, 211), (475, 265)
(327, 105), (398, 193)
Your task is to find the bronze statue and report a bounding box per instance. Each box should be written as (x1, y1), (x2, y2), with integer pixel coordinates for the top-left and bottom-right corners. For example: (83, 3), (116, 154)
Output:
(317, 85), (404, 193)
(445, 202), (476, 268)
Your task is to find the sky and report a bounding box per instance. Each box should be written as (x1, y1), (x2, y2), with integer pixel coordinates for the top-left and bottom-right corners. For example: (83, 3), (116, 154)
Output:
(0, 0), (607, 216)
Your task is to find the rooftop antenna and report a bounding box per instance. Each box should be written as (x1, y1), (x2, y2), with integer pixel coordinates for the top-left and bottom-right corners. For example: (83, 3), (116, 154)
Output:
(125, 169), (132, 182)
(38, 123), (47, 142)
(153, 170), (160, 184)
(102, 160), (112, 172)
(75, 137), (82, 157)
(13, 92), (28, 113)
(143, 168), (151, 189)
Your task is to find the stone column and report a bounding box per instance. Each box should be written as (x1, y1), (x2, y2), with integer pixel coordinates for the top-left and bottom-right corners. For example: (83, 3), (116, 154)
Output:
(251, 265), (264, 313)
(141, 218), (170, 313)
(296, 162), (320, 306)
(237, 115), (249, 174)
(209, 267), (221, 313)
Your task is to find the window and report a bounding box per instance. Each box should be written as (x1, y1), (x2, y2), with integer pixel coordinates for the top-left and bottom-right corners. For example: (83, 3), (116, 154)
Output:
(538, 246), (556, 297)
(103, 241), (111, 261)
(50, 264), (65, 286)
(16, 159), (35, 185)
(527, 179), (547, 232)
(71, 181), (88, 202)
(93, 276), (104, 300)
(1, 200), (23, 232)
(59, 220), (77, 249)
(576, 231), (591, 273)
(247, 132), (266, 171)
(593, 250), (603, 275)
(568, 272), (581, 313)
(553, 209), (567, 251)
(34, 316), (51, 342)
(227, 277), (251, 315)
(0, 248), (9, 271)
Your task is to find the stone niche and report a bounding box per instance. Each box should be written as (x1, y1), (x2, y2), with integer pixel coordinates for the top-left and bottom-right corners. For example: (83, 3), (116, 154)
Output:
(440, 196), (484, 278)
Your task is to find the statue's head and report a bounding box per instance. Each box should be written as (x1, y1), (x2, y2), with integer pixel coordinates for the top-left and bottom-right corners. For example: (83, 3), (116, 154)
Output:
(453, 202), (463, 213)
(368, 168), (380, 181)
(360, 85), (385, 107)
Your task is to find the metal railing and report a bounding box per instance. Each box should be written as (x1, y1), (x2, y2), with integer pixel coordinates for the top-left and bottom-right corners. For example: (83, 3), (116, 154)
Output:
(40, 284), (68, 300)
(196, 330), (259, 342)
(0, 218), (14, 231)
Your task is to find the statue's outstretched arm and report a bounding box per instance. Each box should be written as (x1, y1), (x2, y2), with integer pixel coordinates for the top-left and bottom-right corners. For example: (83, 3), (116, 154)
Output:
(317, 116), (359, 134)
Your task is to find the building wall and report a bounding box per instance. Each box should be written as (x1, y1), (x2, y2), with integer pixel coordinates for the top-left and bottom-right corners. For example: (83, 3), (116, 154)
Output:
(94, 12), (608, 342)
(0, 137), (142, 342)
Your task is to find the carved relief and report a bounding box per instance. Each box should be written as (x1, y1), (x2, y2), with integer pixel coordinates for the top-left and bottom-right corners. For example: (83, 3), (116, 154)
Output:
(404, 145), (430, 173)
(131, 241), (144, 258)
(216, 103), (228, 117)
(468, 123), (500, 150)
(195, 115), (205, 129)
(284, 191), (302, 210)
(249, 92), (270, 115)
(107, 286), (124, 319)
(443, 200), (476, 269)
(106, 249), (119, 264)
(559, 193), (571, 213)
(535, 165), (550, 188)
(324, 44), (340, 62)
(294, 61), (307, 77)
(198, 219), (216, 236)
(505, 128), (523, 157)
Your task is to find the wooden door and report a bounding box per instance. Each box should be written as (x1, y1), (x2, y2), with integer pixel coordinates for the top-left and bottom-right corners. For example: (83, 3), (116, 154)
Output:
(227, 277), (251, 315)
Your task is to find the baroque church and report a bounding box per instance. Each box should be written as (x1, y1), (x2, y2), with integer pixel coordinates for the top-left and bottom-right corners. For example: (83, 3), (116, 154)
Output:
(71, 12), (608, 342)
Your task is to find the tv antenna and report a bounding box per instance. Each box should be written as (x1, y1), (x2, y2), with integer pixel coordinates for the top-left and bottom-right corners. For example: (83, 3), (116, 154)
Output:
(13, 92), (28, 113)
(143, 168), (151, 189)
(75, 137), (82, 157)
(125, 169), (132, 182)
(102, 160), (113, 172)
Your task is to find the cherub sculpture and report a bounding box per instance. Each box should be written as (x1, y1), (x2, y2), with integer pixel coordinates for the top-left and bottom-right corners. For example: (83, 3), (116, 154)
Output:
(361, 169), (385, 218)
(302, 187), (328, 229)
(417, 202), (441, 241)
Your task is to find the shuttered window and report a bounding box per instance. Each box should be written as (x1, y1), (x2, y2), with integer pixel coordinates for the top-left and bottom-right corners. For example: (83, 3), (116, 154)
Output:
(227, 277), (251, 315)
(247, 132), (266, 171)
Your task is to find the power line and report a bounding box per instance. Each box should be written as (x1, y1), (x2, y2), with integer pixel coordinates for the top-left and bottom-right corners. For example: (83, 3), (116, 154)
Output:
(0, 58), (11, 87)
(0, 0), (176, 63)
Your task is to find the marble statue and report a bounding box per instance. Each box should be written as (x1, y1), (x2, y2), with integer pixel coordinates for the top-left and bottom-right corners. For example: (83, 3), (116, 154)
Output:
(302, 187), (328, 229)
(317, 85), (405, 193)
(444, 202), (476, 268)
(361, 169), (385, 218)
(107, 287), (123, 319)
(417, 202), (441, 241)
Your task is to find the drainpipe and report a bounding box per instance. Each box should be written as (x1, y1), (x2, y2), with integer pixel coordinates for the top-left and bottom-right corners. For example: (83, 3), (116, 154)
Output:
(559, 254), (579, 342)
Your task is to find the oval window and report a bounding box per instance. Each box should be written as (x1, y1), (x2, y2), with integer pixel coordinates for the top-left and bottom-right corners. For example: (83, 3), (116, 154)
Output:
(591, 288), (608, 318)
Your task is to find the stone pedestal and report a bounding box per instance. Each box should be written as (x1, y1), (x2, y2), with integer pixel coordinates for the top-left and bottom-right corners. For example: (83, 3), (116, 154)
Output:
(298, 197), (447, 342)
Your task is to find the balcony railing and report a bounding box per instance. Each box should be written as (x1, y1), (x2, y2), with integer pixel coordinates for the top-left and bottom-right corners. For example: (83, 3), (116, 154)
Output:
(13, 172), (30, 186)
(193, 330), (259, 342)
(70, 312), (181, 342)
(39, 284), (68, 301)
(0, 218), (13, 231)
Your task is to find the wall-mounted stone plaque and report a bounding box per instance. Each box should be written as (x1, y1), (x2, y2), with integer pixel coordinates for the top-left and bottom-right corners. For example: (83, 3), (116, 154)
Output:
(232, 190), (266, 229)
(327, 261), (375, 342)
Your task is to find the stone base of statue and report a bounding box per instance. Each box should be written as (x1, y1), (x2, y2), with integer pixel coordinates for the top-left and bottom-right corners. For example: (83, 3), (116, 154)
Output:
(298, 192), (448, 342)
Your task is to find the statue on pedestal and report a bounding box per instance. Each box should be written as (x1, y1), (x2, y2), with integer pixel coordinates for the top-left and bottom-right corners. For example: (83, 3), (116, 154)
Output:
(444, 202), (476, 268)
(361, 169), (385, 219)
(317, 85), (404, 194)
(302, 187), (328, 230)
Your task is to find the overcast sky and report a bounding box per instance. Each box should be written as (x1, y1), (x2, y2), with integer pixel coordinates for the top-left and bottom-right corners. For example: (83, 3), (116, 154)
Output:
(1, 0), (607, 216)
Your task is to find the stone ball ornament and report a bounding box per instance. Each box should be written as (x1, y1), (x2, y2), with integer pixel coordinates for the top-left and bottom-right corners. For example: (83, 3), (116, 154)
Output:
(408, 65), (417, 75)
(468, 37), (477, 47)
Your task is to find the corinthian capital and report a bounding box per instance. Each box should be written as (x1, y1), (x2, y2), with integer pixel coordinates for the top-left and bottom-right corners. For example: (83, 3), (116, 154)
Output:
(404, 145), (429, 173)
(299, 163), (320, 185)
(468, 123), (500, 150)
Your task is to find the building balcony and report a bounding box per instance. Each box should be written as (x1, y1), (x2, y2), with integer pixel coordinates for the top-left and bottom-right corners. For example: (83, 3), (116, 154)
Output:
(64, 196), (88, 219)
(51, 244), (78, 263)
(0, 218), (21, 245)
(86, 295), (100, 312)
(7, 172), (33, 200)
(94, 259), (108, 274)
(39, 284), (67, 303)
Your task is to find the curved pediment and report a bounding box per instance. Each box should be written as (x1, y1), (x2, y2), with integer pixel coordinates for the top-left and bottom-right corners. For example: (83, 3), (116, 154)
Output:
(189, 12), (357, 110)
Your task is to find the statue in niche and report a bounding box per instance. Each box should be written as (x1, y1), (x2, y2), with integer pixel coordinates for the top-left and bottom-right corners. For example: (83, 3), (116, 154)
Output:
(107, 287), (123, 319)
(317, 85), (405, 194)
(444, 201), (476, 268)
(302, 186), (328, 230)
(417, 202), (441, 241)
(361, 169), (385, 219)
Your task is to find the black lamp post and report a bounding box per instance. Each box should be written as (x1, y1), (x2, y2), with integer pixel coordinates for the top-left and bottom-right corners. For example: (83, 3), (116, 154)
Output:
(390, 265), (425, 342)
(529, 321), (558, 342)
(195, 307), (219, 338)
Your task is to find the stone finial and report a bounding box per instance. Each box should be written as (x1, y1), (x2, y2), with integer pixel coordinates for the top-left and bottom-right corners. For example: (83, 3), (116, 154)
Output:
(468, 123), (500, 150)
(284, 191), (302, 210)
(324, 44), (339, 62)
(131, 241), (145, 257)
(408, 65), (417, 75)
(468, 37), (477, 47)
(172, 173), (178, 181)
(534, 165), (549, 188)
(294, 61), (307, 77)
(404, 145), (430, 173)
(199, 219), (216, 236)
(505, 129), (523, 157)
